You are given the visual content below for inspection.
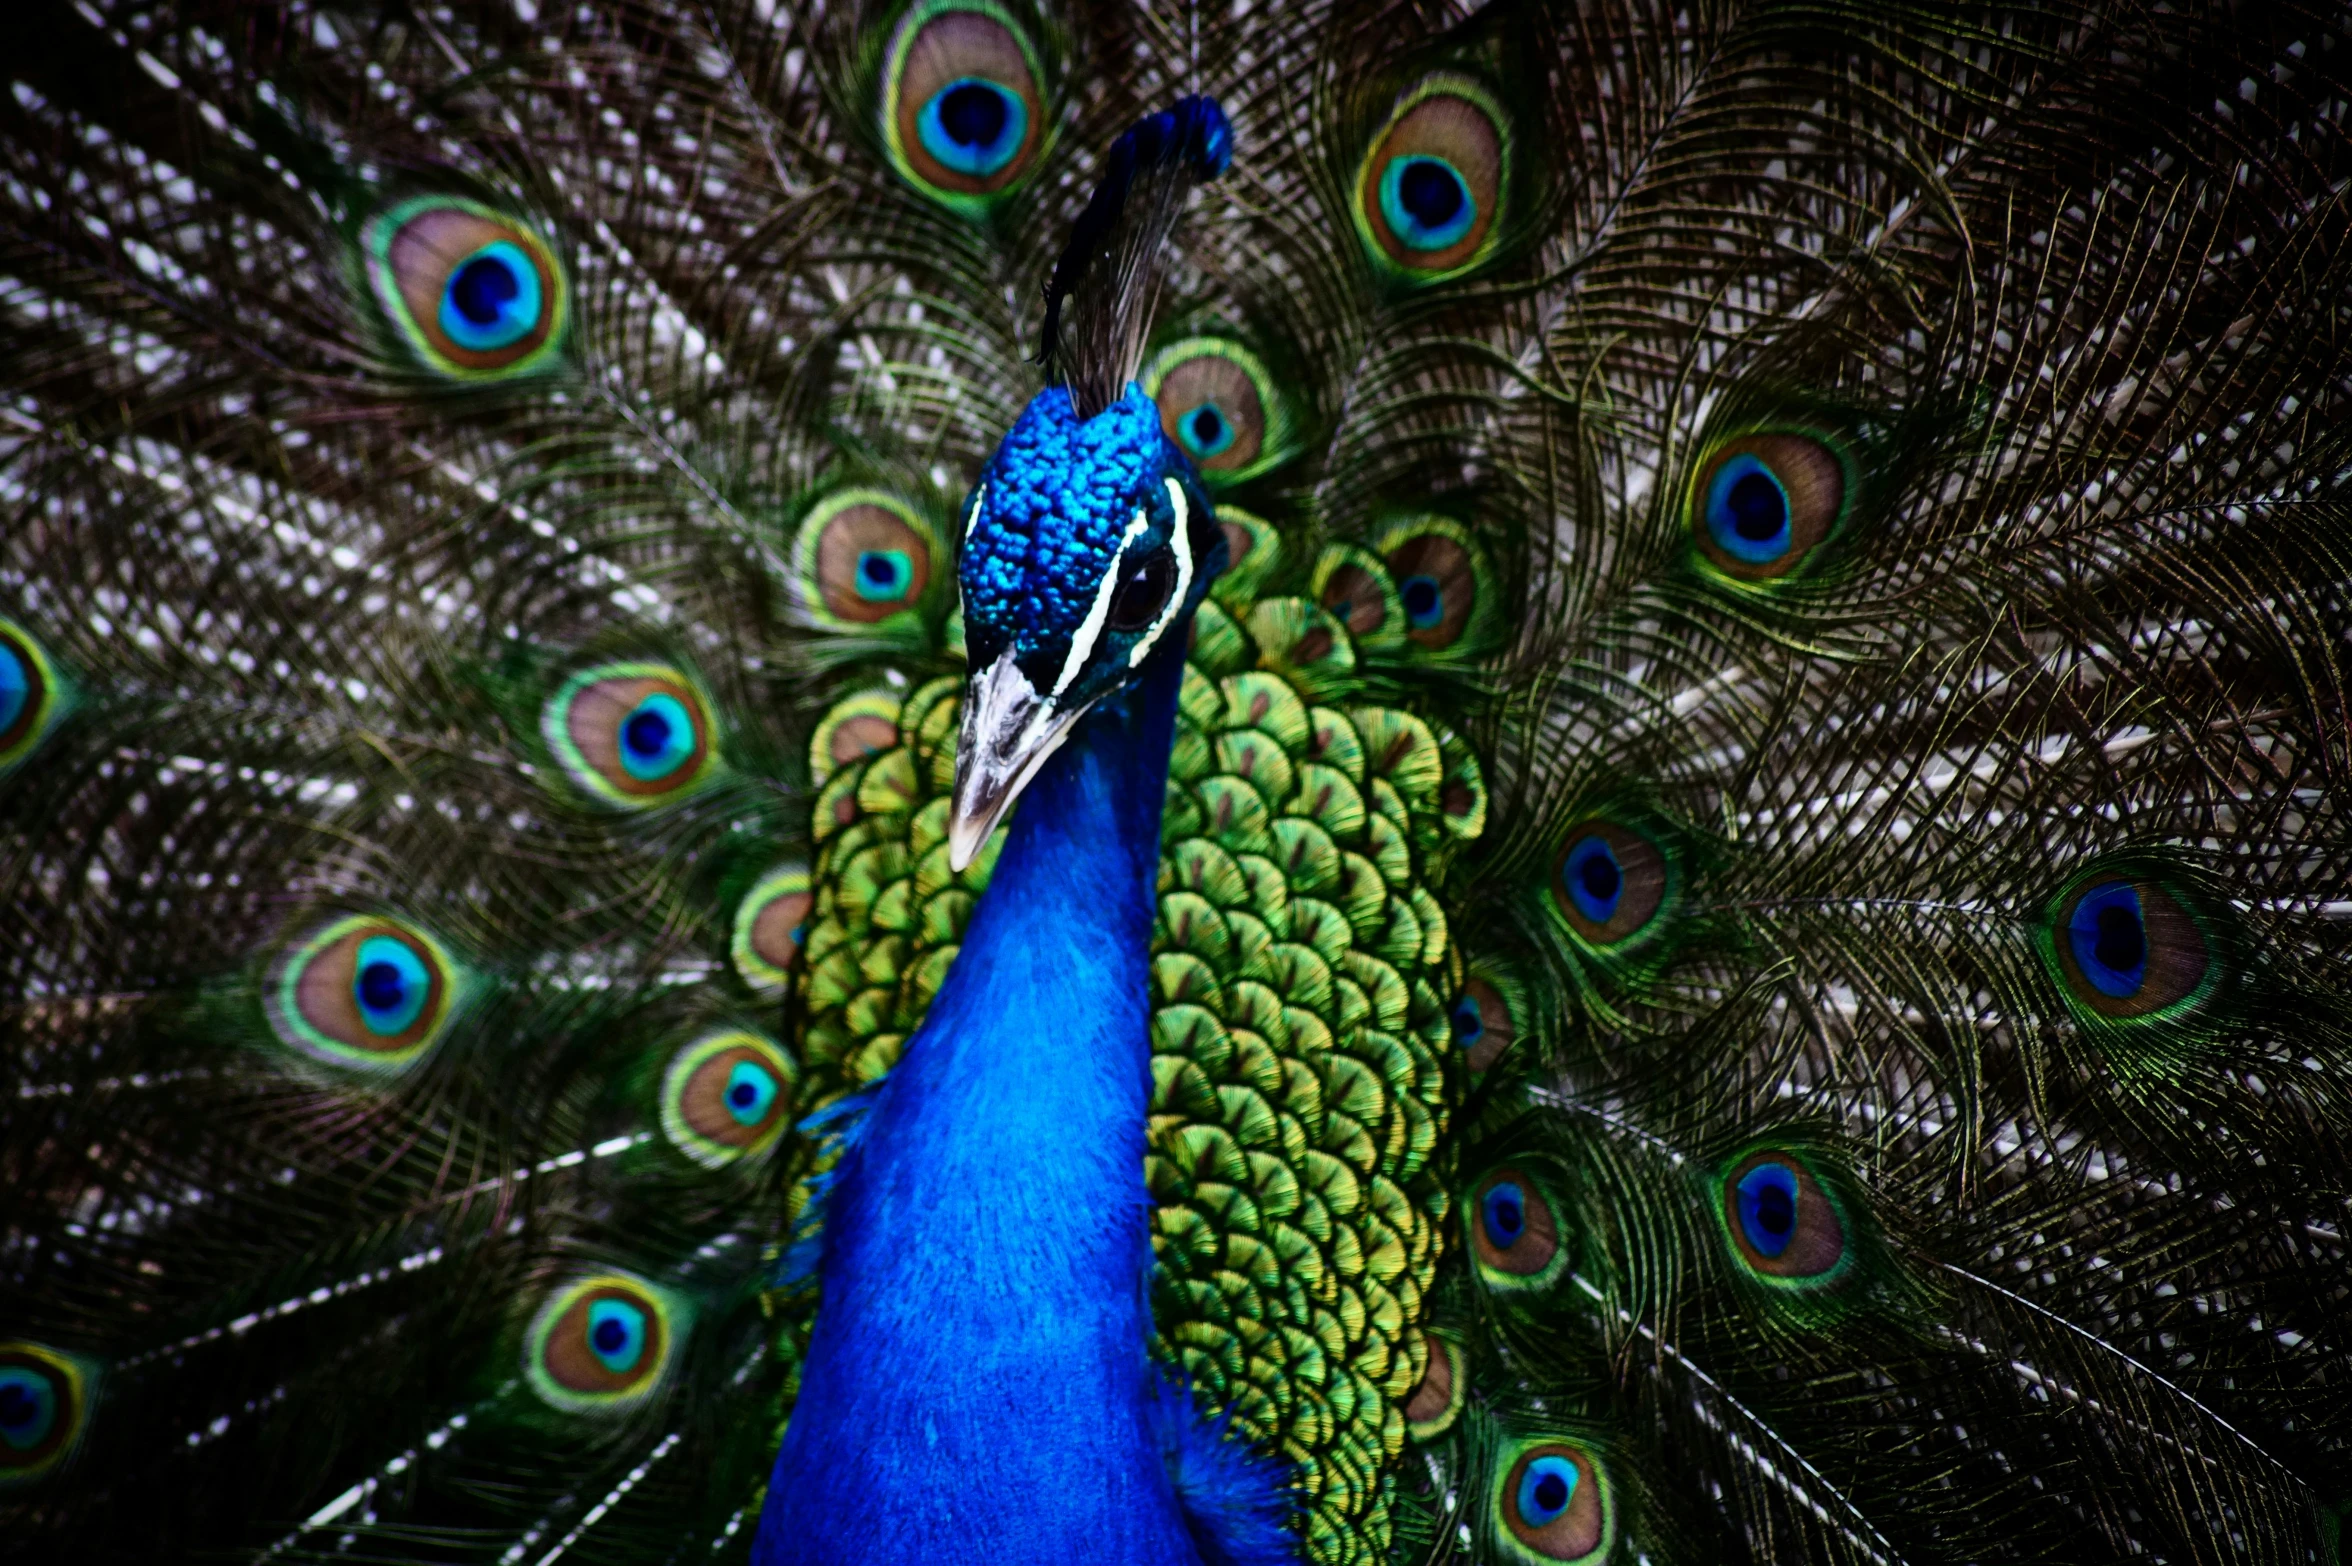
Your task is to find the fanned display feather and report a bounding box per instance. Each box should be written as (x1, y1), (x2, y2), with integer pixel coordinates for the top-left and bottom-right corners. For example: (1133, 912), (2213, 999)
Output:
(4, 3), (2349, 1564)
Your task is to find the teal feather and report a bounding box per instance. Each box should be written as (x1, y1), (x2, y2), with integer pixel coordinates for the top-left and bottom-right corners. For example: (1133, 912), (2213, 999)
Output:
(4, 3), (2350, 1564)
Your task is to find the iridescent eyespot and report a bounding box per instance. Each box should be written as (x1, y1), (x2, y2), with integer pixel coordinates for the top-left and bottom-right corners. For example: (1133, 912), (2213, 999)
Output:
(2046, 875), (2215, 1021)
(1493, 1438), (1614, 1565)
(1689, 431), (1851, 582)
(1141, 339), (1293, 486)
(525, 1273), (685, 1415)
(660, 1029), (797, 1168)
(362, 196), (566, 379)
(1437, 729), (1489, 839)
(1403, 1330), (1466, 1441)
(881, 0), (1046, 207)
(0, 620), (63, 772)
(809, 689), (905, 787)
(732, 863), (815, 992)
(266, 914), (465, 1075)
(1310, 545), (1403, 650)
(542, 662), (719, 808)
(1721, 1150), (1849, 1285)
(1451, 978), (1515, 1072)
(1469, 1165), (1563, 1289)
(0, 1343), (93, 1485)
(1548, 822), (1667, 948)
(1378, 518), (1492, 653)
(1355, 76), (1510, 281)
(794, 491), (939, 632)
(1208, 507), (1283, 607)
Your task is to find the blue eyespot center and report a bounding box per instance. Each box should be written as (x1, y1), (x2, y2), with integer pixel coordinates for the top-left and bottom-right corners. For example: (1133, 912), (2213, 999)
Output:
(1481, 1180), (1526, 1248)
(1705, 454), (1792, 563)
(918, 77), (1027, 177)
(854, 548), (914, 602)
(1178, 402), (1235, 459)
(1735, 1161), (1801, 1257)
(1450, 996), (1484, 1045)
(585, 1299), (648, 1375)
(352, 935), (430, 1036)
(0, 643), (28, 735)
(1515, 1454), (1579, 1526)
(437, 241), (543, 352)
(1400, 575), (1444, 629)
(0, 1370), (55, 1449)
(1561, 834), (1624, 925)
(619, 693), (696, 782)
(2067, 880), (2148, 996)
(723, 1060), (778, 1126)
(1381, 156), (1475, 251)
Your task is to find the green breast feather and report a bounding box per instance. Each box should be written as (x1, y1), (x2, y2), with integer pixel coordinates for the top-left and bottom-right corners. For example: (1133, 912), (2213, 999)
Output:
(765, 511), (1482, 1562)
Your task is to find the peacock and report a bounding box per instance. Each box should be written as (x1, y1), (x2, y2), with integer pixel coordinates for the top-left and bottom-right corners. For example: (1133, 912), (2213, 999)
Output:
(4, 1), (2350, 1562)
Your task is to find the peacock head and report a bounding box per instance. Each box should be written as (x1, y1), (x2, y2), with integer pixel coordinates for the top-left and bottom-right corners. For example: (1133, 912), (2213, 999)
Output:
(947, 384), (1225, 869)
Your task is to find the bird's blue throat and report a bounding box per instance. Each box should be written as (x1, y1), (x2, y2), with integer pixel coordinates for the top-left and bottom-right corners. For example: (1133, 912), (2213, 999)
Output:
(756, 637), (1292, 1566)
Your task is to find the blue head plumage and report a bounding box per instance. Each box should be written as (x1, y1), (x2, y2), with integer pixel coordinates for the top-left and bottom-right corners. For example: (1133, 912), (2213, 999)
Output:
(946, 384), (1225, 868)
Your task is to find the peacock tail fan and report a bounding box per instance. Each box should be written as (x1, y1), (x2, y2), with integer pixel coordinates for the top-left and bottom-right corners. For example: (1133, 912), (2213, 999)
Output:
(4, 2), (2349, 1565)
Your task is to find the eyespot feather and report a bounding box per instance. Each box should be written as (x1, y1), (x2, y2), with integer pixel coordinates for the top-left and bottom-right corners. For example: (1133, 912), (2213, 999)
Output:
(1354, 75), (1511, 282)
(1688, 429), (1853, 582)
(265, 914), (466, 1076)
(660, 1030), (797, 1168)
(1492, 1436), (1614, 1565)
(733, 863), (815, 993)
(362, 196), (566, 379)
(881, 0), (1048, 209)
(1468, 1164), (1564, 1289)
(524, 1273), (686, 1415)
(541, 662), (720, 808)
(0, 619), (64, 772)
(0, 1343), (94, 1486)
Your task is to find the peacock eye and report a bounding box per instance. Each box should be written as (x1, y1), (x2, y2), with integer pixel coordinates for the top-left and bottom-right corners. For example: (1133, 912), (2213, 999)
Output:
(1450, 994), (1484, 1045)
(0, 1344), (88, 1480)
(1469, 1165), (1562, 1287)
(1378, 522), (1488, 652)
(543, 663), (718, 808)
(526, 1275), (681, 1414)
(883, 0), (1046, 206)
(1318, 564), (1390, 639)
(1107, 549), (1178, 632)
(1451, 977), (1515, 1072)
(2050, 876), (2212, 1020)
(1722, 1151), (1848, 1284)
(1356, 76), (1510, 280)
(362, 197), (565, 378)
(1496, 1441), (1611, 1563)
(1549, 823), (1667, 948)
(268, 915), (460, 1074)
(1142, 338), (1291, 484)
(1690, 432), (1849, 582)
(660, 1030), (796, 1168)
(0, 620), (61, 771)
(1403, 1330), (1466, 1441)
(732, 863), (815, 992)
(796, 491), (938, 629)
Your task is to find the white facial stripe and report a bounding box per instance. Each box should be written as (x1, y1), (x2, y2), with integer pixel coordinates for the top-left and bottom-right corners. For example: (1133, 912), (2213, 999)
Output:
(1048, 508), (1152, 701)
(962, 483), (987, 544)
(1127, 478), (1195, 668)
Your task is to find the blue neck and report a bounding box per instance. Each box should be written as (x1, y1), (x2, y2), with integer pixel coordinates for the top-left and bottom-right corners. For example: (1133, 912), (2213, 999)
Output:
(755, 643), (1199, 1566)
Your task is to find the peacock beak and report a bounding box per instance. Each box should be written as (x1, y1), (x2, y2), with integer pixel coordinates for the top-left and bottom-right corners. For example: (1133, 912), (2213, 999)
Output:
(946, 654), (1089, 873)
